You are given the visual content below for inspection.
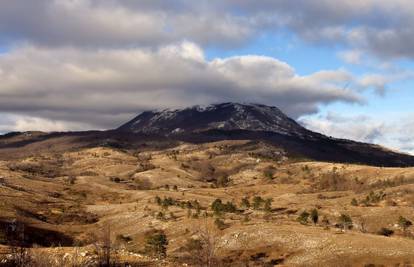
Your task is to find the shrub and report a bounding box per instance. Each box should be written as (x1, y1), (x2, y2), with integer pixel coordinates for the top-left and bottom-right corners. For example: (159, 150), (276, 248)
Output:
(377, 228), (394, 237)
(156, 211), (166, 221)
(214, 218), (228, 230)
(155, 196), (162, 205)
(116, 234), (132, 243)
(310, 209), (319, 224)
(252, 196), (264, 210)
(297, 211), (310, 225)
(144, 230), (168, 259)
(263, 166), (276, 181)
(109, 177), (121, 183)
(67, 175), (76, 185)
(264, 198), (273, 213)
(216, 175), (230, 187)
(211, 199), (237, 215)
(240, 197), (250, 208)
(351, 198), (358, 206)
(338, 214), (353, 230)
(321, 215), (330, 227)
(398, 216), (412, 232)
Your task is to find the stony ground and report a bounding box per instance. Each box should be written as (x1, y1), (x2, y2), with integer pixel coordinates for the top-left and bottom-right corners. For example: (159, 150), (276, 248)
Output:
(0, 140), (414, 266)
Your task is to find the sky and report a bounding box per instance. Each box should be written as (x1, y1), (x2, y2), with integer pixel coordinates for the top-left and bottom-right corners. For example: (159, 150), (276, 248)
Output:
(0, 0), (414, 154)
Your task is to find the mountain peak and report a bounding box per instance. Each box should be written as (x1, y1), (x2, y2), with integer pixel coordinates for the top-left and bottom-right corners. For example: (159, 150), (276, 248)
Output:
(118, 102), (309, 136)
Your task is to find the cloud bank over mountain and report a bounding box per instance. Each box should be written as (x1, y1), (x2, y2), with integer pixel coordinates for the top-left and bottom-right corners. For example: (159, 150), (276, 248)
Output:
(0, 0), (413, 153)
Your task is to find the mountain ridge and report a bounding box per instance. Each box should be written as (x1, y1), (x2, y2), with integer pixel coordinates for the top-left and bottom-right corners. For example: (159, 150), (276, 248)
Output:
(1, 102), (414, 167)
(118, 102), (319, 138)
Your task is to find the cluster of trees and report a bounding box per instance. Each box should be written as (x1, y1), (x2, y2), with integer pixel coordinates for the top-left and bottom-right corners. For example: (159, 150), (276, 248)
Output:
(351, 190), (386, 206)
(240, 196), (272, 212)
(297, 210), (354, 231)
(297, 209), (319, 225)
(211, 199), (237, 215)
(210, 196), (273, 216)
(155, 196), (201, 211)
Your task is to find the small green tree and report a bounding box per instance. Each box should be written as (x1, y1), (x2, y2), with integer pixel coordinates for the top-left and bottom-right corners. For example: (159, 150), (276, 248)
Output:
(350, 198), (358, 206)
(321, 215), (330, 228)
(310, 209), (319, 224)
(263, 167), (275, 181)
(252, 196), (264, 210)
(297, 211), (310, 225)
(144, 230), (168, 259)
(264, 198), (273, 213)
(224, 201), (237, 213)
(398, 216), (412, 234)
(241, 197), (250, 208)
(156, 211), (165, 221)
(155, 196), (162, 205)
(211, 199), (224, 215)
(339, 214), (353, 230)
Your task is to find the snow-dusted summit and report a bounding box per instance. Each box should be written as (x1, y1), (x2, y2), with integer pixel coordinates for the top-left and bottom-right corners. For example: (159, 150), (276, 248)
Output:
(118, 103), (312, 137)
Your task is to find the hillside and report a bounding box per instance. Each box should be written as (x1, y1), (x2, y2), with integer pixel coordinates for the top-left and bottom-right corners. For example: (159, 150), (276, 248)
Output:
(0, 140), (414, 266)
(0, 103), (414, 266)
(119, 102), (414, 167)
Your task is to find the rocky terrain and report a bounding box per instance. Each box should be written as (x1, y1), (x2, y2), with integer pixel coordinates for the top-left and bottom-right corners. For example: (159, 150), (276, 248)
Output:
(0, 103), (413, 266)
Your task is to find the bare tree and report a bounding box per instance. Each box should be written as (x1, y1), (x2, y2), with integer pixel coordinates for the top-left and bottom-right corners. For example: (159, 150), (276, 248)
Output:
(94, 224), (117, 267)
(7, 219), (31, 267)
(184, 219), (221, 267)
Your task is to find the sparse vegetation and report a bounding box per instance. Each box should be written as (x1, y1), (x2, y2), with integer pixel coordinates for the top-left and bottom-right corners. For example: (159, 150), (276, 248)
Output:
(297, 211), (310, 225)
(310, 209), (319, 224)
(144, 230), (168, 259)
(1, 138), (414, 265)
(214, 218), (228, 230)
(211, 199), (237, 215)
(351, 198), (358, 206)
(338, 214), (353, 230)
(378, 227), (394, 237)
(252, 196), (265, 210)
(398, 216), (412, 234)
(241, 197), (250, 208)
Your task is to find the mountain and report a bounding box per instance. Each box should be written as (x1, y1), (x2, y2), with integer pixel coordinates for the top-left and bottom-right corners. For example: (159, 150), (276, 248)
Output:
(118, 102), (414, 167)
(118, 103), (314, 137)
(1, 103), (413, 167)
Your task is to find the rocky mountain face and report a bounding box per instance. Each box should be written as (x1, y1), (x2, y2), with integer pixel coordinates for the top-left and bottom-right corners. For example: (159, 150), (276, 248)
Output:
(118, 103), (316, 137)
(117, 103), (414, 167)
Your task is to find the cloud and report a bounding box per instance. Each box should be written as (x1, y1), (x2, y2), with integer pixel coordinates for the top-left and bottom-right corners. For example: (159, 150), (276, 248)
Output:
(0, 42), (362, 131)
(0, 0), (252, 48)
(2, 1), (414, 60)
(0, 113), (88, 133)
(338, 50), (363, 65)
(299, 112), (414, 155)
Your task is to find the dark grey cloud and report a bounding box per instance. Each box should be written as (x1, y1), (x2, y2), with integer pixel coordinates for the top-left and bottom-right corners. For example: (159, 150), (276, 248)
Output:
(0, 43), (363, 131)
(1, 1), (414, 59)
(0, 0), (251, 48)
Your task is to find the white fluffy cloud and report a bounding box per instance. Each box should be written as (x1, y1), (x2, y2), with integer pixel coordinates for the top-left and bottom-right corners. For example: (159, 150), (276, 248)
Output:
(300, 112), (414, 155)
(0, 113), (89, 133)
(0, 42), (364, 131)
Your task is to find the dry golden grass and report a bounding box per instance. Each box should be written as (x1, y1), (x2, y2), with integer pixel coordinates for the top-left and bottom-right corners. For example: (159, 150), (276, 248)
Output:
(0, 140), (413, 266)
